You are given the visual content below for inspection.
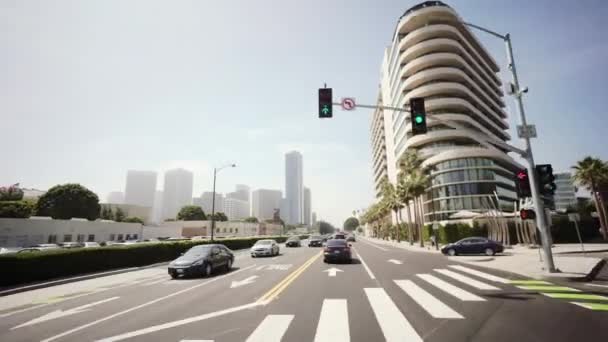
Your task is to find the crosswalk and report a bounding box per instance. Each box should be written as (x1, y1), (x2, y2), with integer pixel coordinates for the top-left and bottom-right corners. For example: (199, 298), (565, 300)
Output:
(176, 264), (608, 341)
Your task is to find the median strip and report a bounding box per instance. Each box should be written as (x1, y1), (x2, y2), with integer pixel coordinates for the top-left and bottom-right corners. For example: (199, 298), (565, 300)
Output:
(257, 252), (321, 305)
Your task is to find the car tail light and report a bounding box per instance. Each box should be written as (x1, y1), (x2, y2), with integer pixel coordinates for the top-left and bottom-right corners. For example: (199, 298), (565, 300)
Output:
(344, 247), (350, 252)
(324, 247), (330, 252)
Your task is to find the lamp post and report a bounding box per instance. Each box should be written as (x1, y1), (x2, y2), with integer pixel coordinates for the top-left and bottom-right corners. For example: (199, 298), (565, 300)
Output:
(461, 21), (556, 272)
(210, 163), (236, 242)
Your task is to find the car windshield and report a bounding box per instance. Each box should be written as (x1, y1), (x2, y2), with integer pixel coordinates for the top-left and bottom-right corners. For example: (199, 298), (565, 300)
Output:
(288, 237), (299, 241)
(183, 246), (211, 257)
(255, 240), (273, 245)
(311, 236), (322, 240)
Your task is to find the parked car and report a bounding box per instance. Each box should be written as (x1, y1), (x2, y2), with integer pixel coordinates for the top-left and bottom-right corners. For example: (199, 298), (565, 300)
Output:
(32, 243), (60, 249)
(323, 239), (352, 263)
(308, 235), (324, 247)
(346, 234), (356, 242)
(286, 236), (301, 247)
(168, 244), (234, 279)
(0, 247), (21, 255)
(441, 237), (504, 256)
(251, 239), (280, 257)
(60, 242), (84, 249)
(83, 242), (100, 248)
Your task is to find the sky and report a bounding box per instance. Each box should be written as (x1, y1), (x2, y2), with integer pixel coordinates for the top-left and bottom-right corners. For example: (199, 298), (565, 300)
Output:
(2, 0), (608, 227)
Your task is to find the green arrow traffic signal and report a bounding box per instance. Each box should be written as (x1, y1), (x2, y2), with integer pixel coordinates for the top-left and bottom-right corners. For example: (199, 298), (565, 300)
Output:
(322, 105), (330, 115)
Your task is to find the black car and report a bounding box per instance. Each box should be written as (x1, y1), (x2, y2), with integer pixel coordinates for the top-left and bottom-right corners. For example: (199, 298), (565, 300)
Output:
(441, 237), (504, 256)
(323, 239), (352, 263)
(333, 233), (346, 240)
(168, 244), (234, 278)
(346, 235), (356, 242)
(309, 235), (324, 247)
(286, 236), (301, 247)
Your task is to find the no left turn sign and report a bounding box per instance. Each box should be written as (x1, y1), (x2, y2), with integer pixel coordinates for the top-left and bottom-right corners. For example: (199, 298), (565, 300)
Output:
(341, 98), (356, 111)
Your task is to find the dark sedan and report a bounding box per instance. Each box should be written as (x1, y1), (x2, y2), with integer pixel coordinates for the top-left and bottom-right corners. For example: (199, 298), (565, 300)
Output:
(323, 239), (352, 263)
(168, 244), (234, 278)
(309, 236), (324, 247)
(286, 236), (301, 247)
(441, 237), (504, 256)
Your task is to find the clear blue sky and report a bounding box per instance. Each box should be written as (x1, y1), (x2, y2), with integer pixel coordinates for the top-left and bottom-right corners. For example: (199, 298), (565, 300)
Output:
(2, 0), (607, 226)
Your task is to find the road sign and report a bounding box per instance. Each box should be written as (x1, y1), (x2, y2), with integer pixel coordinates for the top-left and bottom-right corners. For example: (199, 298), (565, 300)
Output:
(568, 213), (580, 222)
(341, 98), (356, 111)
(517, 124), (537, 138)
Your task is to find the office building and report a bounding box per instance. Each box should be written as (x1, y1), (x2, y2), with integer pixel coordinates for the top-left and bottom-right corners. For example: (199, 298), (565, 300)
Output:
(252, 189), (282, 221)
(224, 197), (249, 221)
(371, 1), (521, 222)
(280, 198), (289, 223)
(124, 170), (157, 207)
(285, 151), (304, 224)
(554, 172), (577, 211)
(200, 192), (224, 215)
(162, 169), (193, 220)
(151, 190), (163, 224)
(107, 191), (124, 204)
(312, 212), (317, 225)
(303, 187), (311, 226)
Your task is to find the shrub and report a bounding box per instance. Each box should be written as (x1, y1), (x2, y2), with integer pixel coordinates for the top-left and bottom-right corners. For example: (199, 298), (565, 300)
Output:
(123, 217), (144, 224)
(0, 186), (24, 201)
(177, 205), (206, 221)
(0, 201), (33, 218)
(0, 235), (288, 287)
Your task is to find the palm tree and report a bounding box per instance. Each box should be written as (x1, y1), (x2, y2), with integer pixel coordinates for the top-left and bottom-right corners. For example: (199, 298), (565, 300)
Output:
(397, 174), (414, 245)
(407, 170), (430, 247)
(572, 157), (608, 240)
(381, 180), (403, 242)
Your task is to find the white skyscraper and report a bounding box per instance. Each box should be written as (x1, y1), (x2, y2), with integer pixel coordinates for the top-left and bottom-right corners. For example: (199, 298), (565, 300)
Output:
(285, 151), (303, 224)
(224, 197), (249, 221)
(124, 170), (157, 207)
(162, 168), (194, 220)
(107, 191), (125, 204)
(151, 190), (163, 224)
(303, 187), (311, 226)
(235, 184), (251, 216)
(554, 172), (577, 211)
(201, 192), (224, 214)
(252, 189), (282, 221)
(312, 212), (317, 225)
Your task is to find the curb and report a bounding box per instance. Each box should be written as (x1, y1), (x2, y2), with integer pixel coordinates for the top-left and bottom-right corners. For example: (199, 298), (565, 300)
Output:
(0, 262), (168, 297)
(556, 249), (608, 255)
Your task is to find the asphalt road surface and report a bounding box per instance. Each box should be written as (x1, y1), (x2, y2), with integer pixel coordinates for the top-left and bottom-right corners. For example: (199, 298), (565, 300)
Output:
(1, 238), (607, 342)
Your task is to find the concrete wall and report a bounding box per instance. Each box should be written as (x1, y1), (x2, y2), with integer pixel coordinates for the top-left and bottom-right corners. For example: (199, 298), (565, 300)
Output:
(142, 221), (283, 239)
(0, 218), (143, 247)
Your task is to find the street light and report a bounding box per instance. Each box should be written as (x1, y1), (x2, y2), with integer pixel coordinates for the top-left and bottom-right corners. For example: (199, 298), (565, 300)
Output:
(462, 21), (556, 272)
(210, 163), (236, 242)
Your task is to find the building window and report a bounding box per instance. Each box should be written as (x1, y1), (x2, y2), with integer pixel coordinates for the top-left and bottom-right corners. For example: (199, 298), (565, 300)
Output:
(77, 234), (85, 242)
(216, 228), (220, 233)
(235, 228), (238, 233)
(117, 234), (124, 241)
(87, 234), (95, 242)
(63, 234), (72, 242)
(125, 234), (131, 240)
(229, 228), (233, 233)
(132, 234), (138, 240)
(48, 234), (58, 243)
(109, 234), (116, 241)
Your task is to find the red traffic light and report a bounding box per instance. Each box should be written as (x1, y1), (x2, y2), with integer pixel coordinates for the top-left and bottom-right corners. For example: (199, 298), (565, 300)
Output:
(519, 209), (536, 220)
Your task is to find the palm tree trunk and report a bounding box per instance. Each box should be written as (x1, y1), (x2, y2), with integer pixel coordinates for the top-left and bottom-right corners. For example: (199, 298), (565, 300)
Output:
(405, 203), (413, 245)
(417, 197), (424, 247)
(594, 189), (608, 240)
(396, 209), (402, 243)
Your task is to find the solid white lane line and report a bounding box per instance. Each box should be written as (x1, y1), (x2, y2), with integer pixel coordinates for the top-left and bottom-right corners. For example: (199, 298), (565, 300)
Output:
(434, 269), (500, 290)
(395, 280), (463, 319)
(353, 249), (376, 280)
(417, 274), (485, 301)
(245, 315), (294, 342)
(364, 288), (423, 342)
(586, 283), (608, 289)
(359, 239), (388, 251)
(42, 264), (258, 342)
(314, 299), (349, 342)
(140, 278), (171, 286)
(180, 340), (214, 342)
(448, 265), (510, 283)
(96, 302), (260, 342)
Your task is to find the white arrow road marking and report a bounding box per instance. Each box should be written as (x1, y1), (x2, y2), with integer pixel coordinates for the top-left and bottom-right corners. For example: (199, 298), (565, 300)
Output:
(323, 268), (343, 277)
(388, 259), (402, 265)
(230, 276), (259, 289)
(12, 297), (119, 330)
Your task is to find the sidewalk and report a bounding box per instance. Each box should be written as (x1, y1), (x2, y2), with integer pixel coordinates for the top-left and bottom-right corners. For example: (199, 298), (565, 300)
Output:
(362, 236), (606, 280)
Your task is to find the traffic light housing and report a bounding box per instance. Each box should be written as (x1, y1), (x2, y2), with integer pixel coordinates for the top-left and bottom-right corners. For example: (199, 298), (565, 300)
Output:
(536, 164), (556, 196)
(318, 88), (333, 118)
(515, 168), (532, 198)
(410, 97), (427, 135)
(520, 209), (536, 220)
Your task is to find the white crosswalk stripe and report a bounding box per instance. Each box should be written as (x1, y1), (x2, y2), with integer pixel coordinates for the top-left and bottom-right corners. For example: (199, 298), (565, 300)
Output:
(394, 280), (463, 319)
(435, 269), (500, 290)
(448, 265), (510, 283)
(364, 288), (423, 342)
(246, 315), (293, 342)
(314, 299), (349, 342)
(417, 274), (486, 301)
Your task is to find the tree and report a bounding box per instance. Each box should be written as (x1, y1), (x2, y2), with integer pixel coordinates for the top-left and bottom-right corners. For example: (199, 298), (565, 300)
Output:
(100, 206), (114, 220)
(114, 207), (126, 222)
(397, 175), (415, 245)
(319, 220), (335, 235)
(572, 157), (608, 240)
(123, 216), (144, 224)
(381, 180), (403, 241)
(343, 217), (360, 231)
(177, 205), (207, 221)
(35, 183), (100, 220)
(244, 216), (259, 223)
(0, 185), (24, 201)
(357, 227), (363, 234)
(210, 212), (228, 221)
(0, 201), (33, 218)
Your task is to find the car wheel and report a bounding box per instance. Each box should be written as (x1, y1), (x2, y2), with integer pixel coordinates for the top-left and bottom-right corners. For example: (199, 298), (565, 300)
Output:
(170, 272), (178, 279)
(203, 263), (212, 277)
(485, 248), (495, 256)
(226, 259), (233, 272)
(447, 248), (457, 256)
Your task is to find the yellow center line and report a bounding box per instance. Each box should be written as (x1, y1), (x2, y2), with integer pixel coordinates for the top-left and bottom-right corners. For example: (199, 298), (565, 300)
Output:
(257, 251), (321, 305)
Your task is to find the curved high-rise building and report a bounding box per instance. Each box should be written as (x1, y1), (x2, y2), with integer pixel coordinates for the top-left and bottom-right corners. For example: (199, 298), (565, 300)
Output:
(372, 1), (522, 222)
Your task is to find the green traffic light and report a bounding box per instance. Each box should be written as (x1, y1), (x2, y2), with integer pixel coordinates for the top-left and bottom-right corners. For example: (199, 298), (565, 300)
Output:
(415, 115), (424, 124)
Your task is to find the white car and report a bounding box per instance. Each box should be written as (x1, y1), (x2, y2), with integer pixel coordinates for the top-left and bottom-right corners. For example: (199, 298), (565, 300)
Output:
(83, 242), (100, 248)
(250, 239), (280, 257)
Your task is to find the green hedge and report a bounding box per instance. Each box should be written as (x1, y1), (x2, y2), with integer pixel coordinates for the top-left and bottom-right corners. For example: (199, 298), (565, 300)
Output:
(0, 236), (288, 287)
(550, 216), (600, 243)
(0, 201), (33, 218)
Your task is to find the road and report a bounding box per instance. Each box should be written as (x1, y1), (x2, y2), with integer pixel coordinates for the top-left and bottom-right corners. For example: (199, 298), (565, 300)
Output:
(1, 238), (607, 342)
